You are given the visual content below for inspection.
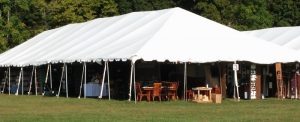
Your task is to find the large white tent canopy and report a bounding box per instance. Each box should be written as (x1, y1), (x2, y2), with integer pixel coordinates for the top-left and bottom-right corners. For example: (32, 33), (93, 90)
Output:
(244, 26), (300, 51)
(0, 7), (299, 67)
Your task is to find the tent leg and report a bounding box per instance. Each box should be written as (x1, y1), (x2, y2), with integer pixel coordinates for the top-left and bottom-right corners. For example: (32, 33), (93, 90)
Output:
(42, 64), (50, 96)
(84, 62), (87, 99)
(107, 62), (111, 100)
(233, 61), (240, 101)
(35, 67), (38, 96)
(1, 69), (8, 93)
(128, 62), (134, 101)
(184, 62), (187, 101)
(50, 64), (53, 93)
(99, 61), (107, 99)
(78, 63), (85, 99)
(21, 67), (24, 95)
(28, 66), (34, 95)
(8, 67), (10, 95)
(133, 63), (136, 104)
(56, 64), (65, 98)
(65, 64), (68, 98)
(15, 67), (22, 96)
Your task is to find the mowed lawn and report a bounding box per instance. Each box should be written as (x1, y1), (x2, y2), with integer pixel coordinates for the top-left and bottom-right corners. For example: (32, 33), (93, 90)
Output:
(0, 94), (300, 122)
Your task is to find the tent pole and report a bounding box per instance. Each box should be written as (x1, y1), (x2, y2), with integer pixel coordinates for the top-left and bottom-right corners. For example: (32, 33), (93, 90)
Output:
(28, 66), (34, 95)
(35, 66), (38, 96)
(184, 62), (187, 101)
(15, 67), (22, 96)
(56, 64), (65, 98)
(65, 64), (68, 98)
(128, 62), (134, 101)
(84, 62), (87, 99)
(50, 64), (53, 92)
(107, 61), (111, 100)
(21, 67), (24, 95)
(42, 64), (50, 96)
(99, 61), (107, 99)
(78, 63), (85, 99)
(133, 63), (136, 104)
(1, 69), (8, 93)
(8, 67), (10, 95)
(233, 61), (240, 101)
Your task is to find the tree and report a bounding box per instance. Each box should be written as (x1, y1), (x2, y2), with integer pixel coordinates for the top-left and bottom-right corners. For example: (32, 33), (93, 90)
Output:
(47, 0), (118, 28)
(192, 1), (222, 23)
(269, 0), (300, 27)
(115, 0), (133, 14)
(0, 0), (31, 49)
(131, 0), (175, 11)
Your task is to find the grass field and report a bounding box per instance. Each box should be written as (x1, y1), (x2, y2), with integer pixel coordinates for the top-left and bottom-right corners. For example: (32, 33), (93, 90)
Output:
(0, 94), (300, 122)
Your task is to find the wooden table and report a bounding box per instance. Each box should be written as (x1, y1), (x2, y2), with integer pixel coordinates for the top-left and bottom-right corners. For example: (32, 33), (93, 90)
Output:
(192, 87), (212, 103)
(142, 86), (175, 101)
(142, 86), (154, 101)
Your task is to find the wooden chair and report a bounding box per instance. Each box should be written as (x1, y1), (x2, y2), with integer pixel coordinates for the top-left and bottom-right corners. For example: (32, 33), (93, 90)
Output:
(161, 81), (169, 100)
(168, 82), (178, 100)
(135, 82), (150, 101)
(186, 89), (194, 100)
(152, 83), (162, 101)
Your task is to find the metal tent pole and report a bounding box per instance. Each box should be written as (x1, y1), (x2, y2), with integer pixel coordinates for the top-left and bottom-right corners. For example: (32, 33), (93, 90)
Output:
(84, 62), (87, 99)
(28, 66), (34, 95)
(56, 64), (65, 98)
(107, 62), (111, 100)
(50, 64), (53, 92)
(21, 67), (24, 95)
(1, 69), (8, 93)
(42, 64), (50, 96)
(133, 63), (136, 104)
(65, 64), (68, 98)
(99, 61), (107, 99)
(35, 66), (38, 96)
(233, 61), (240, 101)
(8, 67), (10, 95)
(128, 62), (134, 101)
(15, 67), (22, 96)
(78, 63), (85, 99)
(184, 62), (187, 101)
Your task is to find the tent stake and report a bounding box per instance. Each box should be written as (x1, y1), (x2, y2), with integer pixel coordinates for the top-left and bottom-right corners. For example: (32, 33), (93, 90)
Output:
(99, 61), (107, 99)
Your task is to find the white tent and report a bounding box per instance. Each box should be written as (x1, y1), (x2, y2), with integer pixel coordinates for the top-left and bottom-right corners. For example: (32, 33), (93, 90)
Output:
(244, 26), (300, 51)
(0, 7), (299, 67)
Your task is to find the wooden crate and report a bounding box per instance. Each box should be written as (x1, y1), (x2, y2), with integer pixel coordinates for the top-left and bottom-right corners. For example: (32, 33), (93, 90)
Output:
(212, 93), (222, 104)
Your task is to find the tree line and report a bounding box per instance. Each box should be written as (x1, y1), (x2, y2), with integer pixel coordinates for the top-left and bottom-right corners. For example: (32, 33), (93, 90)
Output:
(0, 0), (299, 53)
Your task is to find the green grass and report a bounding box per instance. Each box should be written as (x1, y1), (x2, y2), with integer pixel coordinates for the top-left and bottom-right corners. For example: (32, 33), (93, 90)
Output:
(0, 94), (300, 122)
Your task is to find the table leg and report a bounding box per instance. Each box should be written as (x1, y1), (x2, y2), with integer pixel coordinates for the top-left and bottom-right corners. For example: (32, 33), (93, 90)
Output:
(209, 90), (212, 102)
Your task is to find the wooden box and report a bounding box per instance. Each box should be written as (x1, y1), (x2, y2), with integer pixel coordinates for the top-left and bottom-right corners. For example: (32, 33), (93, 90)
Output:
(212, 93), (222, 104)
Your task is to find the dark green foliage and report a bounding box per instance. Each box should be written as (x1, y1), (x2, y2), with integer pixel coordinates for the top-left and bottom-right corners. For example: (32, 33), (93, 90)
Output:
(0, 0), (299, 53)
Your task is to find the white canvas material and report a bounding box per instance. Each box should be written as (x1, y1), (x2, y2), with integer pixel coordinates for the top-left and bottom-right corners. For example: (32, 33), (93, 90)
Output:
(0, 7), (298, 66)
(245, 26), (300, 51)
